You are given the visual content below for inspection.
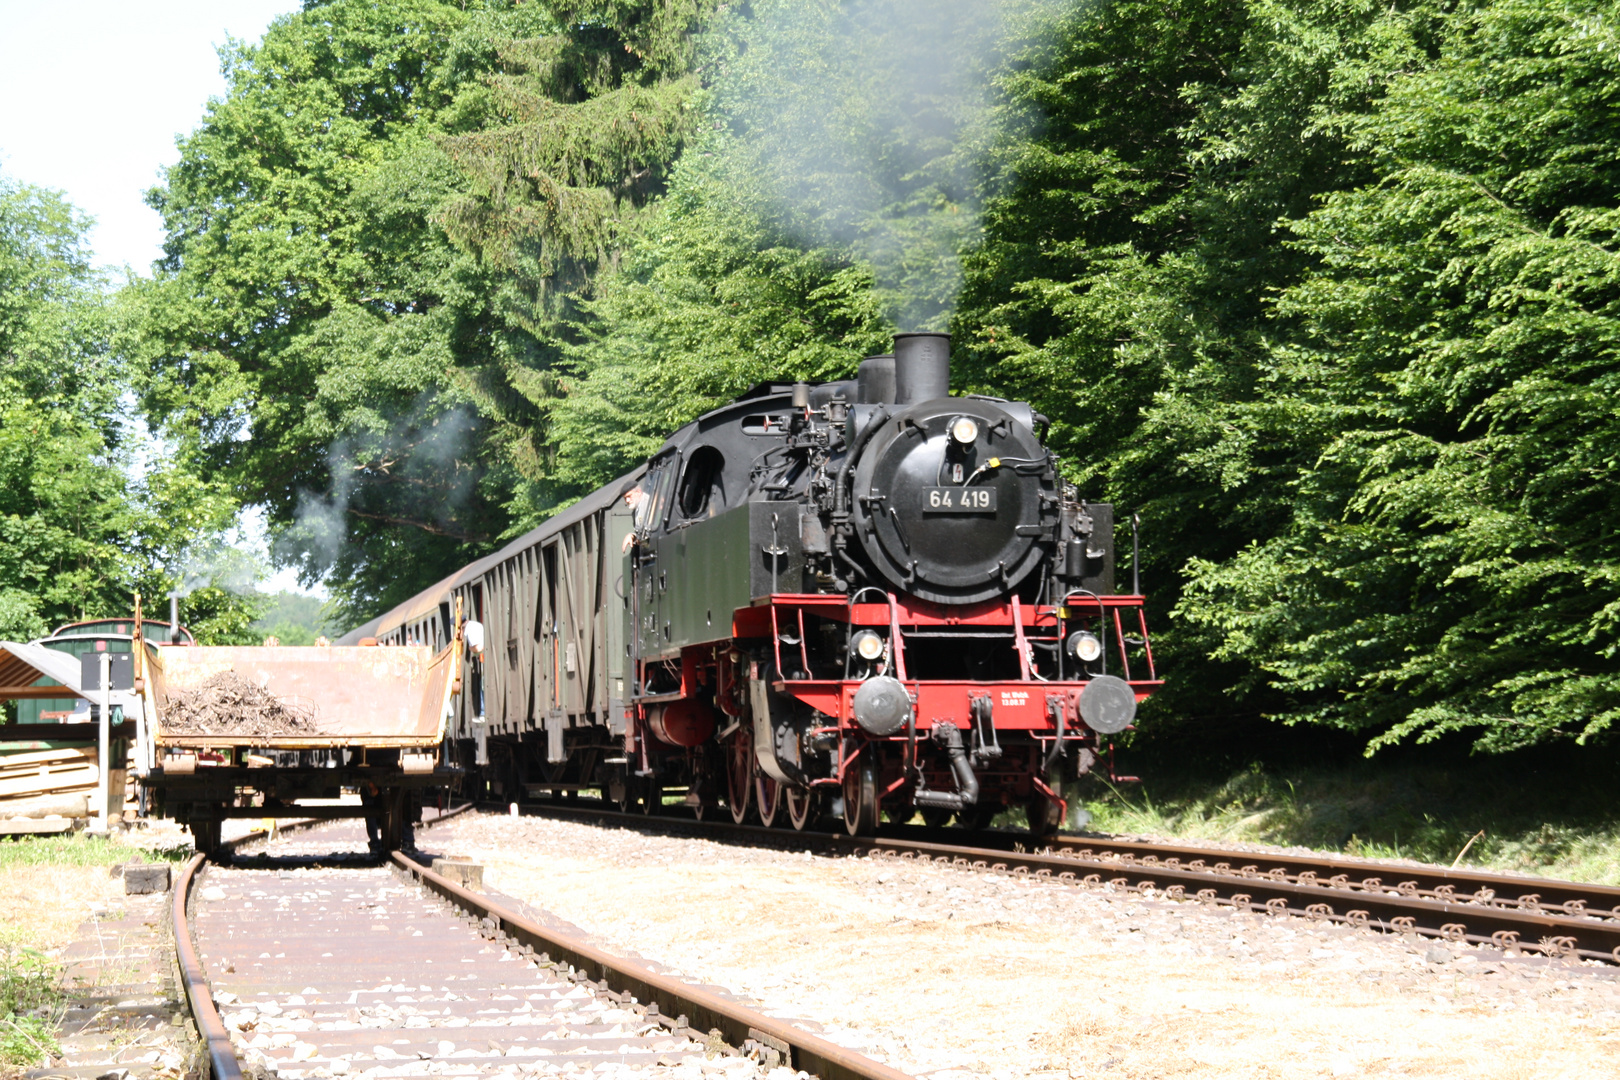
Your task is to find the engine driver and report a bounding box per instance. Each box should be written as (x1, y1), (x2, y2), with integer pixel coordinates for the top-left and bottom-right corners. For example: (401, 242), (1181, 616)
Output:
(621, 483), (650, 552)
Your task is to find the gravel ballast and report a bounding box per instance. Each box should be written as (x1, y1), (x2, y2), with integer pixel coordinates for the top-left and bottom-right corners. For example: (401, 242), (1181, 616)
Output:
(435, 811), (1620, 1080)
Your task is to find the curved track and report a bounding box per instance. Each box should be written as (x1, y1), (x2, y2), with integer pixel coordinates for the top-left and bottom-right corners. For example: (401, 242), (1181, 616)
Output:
(489, 800), (1620, 965)
(172, 815), (914, 1080)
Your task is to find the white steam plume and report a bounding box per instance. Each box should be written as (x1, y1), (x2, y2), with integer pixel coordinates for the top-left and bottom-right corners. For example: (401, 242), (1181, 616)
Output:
(717, 0), (1029, 329)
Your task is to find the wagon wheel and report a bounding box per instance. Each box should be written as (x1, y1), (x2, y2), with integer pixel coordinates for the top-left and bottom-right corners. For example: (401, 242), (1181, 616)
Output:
(727, 727), (754, 825)
(640, 776), (662, 815)
(379, 788), (408, 851)
(189, 814), (222, 858)
(920, 807), (954, 830)
(842, 757), (879, 837)
(755, 775), (781, 828)
(785, 786), (818, 831)
(1027, 791), (1063, 838)
(608, 770), (639, 813)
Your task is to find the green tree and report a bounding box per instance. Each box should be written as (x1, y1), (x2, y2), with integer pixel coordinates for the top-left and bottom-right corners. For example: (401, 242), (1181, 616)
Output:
(550, 155), (894, 489)
(1179, 0), (1620, 752)
(133, 1), (533, 628)
(545, 0), (1006, 488)
(0, 178), (135, 640)
(134, 0), (722, 625)
(945, 0), (1471, 735)
(437, 0), (710, 323)
(0, 176), (260, 644)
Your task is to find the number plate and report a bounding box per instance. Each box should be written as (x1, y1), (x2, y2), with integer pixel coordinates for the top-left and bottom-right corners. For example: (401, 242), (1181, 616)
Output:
(923, 487), (997, 513)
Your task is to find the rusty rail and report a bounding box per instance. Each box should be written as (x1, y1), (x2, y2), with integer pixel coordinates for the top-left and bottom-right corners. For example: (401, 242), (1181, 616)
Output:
(172, 851), (243, 1080)
(866, 836), (1620, 963)
(172, 817), (327, 1080)
(170, 806), (471, 1080)
(1043, 832), (1620, 918)
(391, 850), (917, 1080)
(495, 800), (1620, 965)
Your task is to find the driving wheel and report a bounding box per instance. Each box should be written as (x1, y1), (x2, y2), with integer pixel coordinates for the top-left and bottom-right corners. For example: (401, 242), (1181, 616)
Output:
(756, 775), (781, 827)
(843, 757), (879, 837)
(785, 786), (818, 831)
(727, 727), (754, 824)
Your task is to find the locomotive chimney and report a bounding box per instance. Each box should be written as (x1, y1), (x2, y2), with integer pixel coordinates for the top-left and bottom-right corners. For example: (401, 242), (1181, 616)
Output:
(857, 354), (896, 405)
(893, 332), (950, 404)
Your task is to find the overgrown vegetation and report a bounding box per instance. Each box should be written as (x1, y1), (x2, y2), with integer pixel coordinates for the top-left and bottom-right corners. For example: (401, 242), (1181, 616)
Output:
(0, 943), (61, 1068)
(0, 835), (187, 1068)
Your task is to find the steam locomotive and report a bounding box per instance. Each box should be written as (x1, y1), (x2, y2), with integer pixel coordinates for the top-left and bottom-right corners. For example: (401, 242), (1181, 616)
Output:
(343, 333), (1160, 835)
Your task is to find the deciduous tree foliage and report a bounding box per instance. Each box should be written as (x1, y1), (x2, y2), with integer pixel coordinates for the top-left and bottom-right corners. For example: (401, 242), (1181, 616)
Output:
(1178, 0), (1620, 751)
(135, 0), (731, 625)
(0, 177), (260, 645)
(954, 0), (1425, 729)
(958, 0), (1620, 752)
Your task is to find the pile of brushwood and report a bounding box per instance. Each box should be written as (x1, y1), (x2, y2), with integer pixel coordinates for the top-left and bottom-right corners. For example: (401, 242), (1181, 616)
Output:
(161, 672), (319, 739)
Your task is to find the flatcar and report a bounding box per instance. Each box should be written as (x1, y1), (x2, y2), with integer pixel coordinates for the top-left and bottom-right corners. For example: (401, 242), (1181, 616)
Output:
(342, 333), (1161, 835)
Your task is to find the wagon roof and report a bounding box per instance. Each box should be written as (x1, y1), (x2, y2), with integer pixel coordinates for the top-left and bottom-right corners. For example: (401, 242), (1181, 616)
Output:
(338, 464), (647, 644)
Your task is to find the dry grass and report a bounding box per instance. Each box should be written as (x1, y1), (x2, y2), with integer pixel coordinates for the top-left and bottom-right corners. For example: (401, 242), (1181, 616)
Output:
(0, 833), (184, 951)
(0, 865), (123, 952)
(454, 816), (1620, 1080)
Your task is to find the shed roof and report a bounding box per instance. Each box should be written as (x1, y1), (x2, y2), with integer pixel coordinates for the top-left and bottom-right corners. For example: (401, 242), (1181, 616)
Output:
(0, 642), (88, 700)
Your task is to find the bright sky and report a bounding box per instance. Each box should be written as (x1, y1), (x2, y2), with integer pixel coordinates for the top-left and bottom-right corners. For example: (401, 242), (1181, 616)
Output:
(0, 0), (322, 597)
(0, 0), (300, 271)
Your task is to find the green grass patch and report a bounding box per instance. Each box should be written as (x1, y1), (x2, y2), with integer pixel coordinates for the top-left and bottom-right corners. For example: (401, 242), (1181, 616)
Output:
(0, 944), (62, 1066)
(0, 1014), (58, 1067)
(0, 832), (189, 870)
(1076, 754), (1620, 885)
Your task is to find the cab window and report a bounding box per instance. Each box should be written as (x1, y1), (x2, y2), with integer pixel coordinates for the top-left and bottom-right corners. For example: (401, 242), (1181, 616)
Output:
(678, 446), (726, 519)
(642, 454), (680, 536)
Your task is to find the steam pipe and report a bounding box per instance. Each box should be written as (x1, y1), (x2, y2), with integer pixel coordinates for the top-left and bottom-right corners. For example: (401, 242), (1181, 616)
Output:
(913, 723), (979, 811)
(1044, 695), (1066, 778)
(169, 593), (181, 645)
(832, 405), (890, 589)
(834, 405), (887, 518)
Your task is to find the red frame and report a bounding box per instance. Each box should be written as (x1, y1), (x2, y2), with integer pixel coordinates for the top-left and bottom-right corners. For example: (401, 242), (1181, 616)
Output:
(735, 591), (1162, 738)
(631, 591), (1162, 797)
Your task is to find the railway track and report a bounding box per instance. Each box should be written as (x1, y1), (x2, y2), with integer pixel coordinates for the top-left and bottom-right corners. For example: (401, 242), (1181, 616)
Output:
(484, 800), (1620, 966)
(172, 815), (913, 1080)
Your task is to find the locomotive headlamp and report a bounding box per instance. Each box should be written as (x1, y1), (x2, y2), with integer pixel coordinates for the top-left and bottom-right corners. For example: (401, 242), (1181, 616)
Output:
(949, 416), (980, 445)
(852, 630), (885, 662)
(1068, 630), (1103, 663)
